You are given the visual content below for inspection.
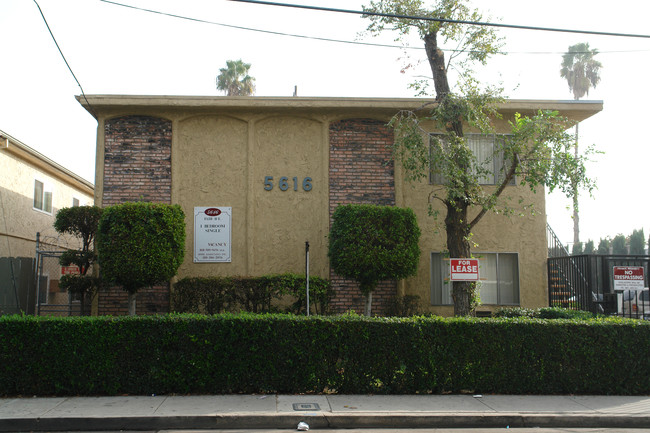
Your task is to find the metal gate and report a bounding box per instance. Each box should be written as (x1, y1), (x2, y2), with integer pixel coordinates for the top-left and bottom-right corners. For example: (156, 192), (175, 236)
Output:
(548, 254), (650, 318)
(35, 236), (84, 316)
(0, 257), (34, 315)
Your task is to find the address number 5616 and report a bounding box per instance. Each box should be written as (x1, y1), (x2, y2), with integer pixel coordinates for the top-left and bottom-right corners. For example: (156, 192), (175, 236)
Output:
(264, 176), (312, 191)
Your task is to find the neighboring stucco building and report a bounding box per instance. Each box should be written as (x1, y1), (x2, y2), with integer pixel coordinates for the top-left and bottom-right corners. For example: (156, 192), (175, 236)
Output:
(79, 95), (602, 316)
(0, 130), (94, 314)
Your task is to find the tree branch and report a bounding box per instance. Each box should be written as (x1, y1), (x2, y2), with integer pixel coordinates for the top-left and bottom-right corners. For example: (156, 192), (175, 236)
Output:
(468, 153), (518, 229)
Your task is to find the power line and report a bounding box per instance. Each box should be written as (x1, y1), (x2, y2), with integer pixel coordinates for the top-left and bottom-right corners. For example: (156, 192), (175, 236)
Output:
(99, 1), (649, 56)
(99, 0), (425, 51)
(227, 0), (650, 39)
(32, 0), (96, 117)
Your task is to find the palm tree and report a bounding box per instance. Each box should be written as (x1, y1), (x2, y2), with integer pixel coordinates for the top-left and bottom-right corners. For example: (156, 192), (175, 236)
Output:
(216, 60), (255, 96)
(560, 43), (602, 247)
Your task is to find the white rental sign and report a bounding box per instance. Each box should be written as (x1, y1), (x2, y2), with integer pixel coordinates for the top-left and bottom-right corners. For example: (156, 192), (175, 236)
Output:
(194, 207), (232, 263)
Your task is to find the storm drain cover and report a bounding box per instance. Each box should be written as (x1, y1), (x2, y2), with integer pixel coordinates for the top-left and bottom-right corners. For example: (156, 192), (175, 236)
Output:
(293, 403), (321, 411)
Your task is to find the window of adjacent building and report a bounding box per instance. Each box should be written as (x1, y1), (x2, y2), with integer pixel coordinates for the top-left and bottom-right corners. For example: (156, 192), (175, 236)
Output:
(33, 179), (53, 214)
(72, 197), (80, 207)
(430, 252), (520, 305)
(430, 133), (516, 186)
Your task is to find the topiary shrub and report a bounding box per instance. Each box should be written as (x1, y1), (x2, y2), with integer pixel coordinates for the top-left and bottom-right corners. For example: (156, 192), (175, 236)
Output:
(328, 204), (421, 316)
(97, 202), (186, 315)
(54, 205), (103, 314)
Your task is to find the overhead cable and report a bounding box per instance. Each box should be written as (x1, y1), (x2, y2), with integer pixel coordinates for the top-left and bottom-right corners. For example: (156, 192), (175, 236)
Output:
(99, 0), (649, 55)
(99, 0), (425, 51)
(32, 0), (96, 117)
(227, 0), (650, 39)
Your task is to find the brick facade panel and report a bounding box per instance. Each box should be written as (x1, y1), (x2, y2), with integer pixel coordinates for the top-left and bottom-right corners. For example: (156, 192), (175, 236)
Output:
(100, 115), (172, 315)
(329, 118), (397, 316)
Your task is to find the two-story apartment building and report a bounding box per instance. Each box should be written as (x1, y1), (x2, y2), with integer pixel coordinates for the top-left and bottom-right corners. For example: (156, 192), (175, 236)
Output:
(78, 95), (602, 316)
(0, 130), (94, 314)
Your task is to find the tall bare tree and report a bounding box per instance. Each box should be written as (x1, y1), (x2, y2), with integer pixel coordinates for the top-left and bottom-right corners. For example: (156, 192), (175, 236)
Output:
(560, 43), (602, 247)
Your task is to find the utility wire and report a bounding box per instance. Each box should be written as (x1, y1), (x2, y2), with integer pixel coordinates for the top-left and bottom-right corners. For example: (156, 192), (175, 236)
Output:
(99, 0), (648, 55)
(99, 0), (424, 51)
(33, 0), (96, 117)
(227, 0), (650, 39)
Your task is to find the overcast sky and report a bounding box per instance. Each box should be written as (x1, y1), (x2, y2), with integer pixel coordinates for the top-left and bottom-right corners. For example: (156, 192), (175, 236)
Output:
(2, 0), (649, 248)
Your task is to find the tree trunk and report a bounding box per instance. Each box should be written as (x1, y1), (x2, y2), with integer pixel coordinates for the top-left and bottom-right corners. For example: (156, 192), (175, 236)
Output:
(572, 123), (580, 247)
(446, 200), (475, 316)
(424, 33), (450, 100)
(128, 292), (137, 316)
(364, 292), (372, 317)
(425, 30), (476, 315)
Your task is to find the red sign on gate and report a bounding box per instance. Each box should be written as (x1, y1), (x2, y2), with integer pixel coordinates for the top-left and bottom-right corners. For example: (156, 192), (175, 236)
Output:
(450, 258), (480, 281)
(61, 265), (80, 276)
(613, 266), (645, 291)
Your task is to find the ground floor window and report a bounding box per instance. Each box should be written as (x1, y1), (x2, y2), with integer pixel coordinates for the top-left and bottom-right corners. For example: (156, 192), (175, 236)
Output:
(430, 252), (520, 305)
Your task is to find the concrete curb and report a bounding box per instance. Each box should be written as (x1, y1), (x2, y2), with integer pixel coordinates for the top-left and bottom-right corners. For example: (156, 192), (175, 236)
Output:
(2, 413), (650, 432)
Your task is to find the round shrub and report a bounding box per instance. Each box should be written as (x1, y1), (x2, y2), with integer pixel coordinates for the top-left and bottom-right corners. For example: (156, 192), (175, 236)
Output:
(97, 202), (186, 293)
(328, 204), (421, 295)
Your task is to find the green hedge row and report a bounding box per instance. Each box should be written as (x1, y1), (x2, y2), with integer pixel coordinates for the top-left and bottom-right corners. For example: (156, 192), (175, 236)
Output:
(171, 274), (333, 315)
(494, 307), (597, 320)
(1, 314), (649, 396)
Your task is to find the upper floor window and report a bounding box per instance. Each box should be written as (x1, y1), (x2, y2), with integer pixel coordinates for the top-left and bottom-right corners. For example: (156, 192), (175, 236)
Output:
(33, 179), (53, 214)
(72, 197), (80, 207)
(430, 133), (515, 186)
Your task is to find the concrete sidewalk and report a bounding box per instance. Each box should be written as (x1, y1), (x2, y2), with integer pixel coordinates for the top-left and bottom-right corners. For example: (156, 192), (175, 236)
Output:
(1, 394), (650, 431)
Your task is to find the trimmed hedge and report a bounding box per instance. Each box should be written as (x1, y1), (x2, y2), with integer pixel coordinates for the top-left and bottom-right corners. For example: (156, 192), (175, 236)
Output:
(97, 202), (186, 294)
(329, 204), (421, 296)
(1, 314), (649, 396)
(171, 274), (333, 315)
(494, 307), (596, 320)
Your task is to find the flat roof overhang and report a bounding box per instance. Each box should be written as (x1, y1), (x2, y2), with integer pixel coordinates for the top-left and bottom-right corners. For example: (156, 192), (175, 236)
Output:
(76, 95), (603, 124)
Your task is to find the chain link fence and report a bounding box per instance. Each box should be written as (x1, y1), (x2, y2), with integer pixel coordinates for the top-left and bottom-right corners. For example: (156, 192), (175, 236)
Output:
(35, 234), (86, 316)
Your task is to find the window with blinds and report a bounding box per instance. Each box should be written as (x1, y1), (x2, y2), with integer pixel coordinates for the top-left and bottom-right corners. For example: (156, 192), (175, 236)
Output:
(430, 252), (520, 306)
(429, 133), (515, 186)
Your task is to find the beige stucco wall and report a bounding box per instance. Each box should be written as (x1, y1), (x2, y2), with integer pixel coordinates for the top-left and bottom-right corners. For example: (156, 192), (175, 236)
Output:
(395, 115), (551, 315)
(81, 96), (602, 315)
(173, 114), (330, 279)
(0, 135), (94, 258)
(173, 113), (330, 280)
(397, 176), (548, 315)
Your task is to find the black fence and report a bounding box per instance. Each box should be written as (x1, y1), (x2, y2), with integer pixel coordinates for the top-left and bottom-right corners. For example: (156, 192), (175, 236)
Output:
(548, 254), (650, 318)
(0, 257), (35, 315)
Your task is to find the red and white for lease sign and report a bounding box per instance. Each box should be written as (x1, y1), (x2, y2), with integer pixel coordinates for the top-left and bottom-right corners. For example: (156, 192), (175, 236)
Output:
(613, 266), (645, 291)
(450, 258), (480, 281)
